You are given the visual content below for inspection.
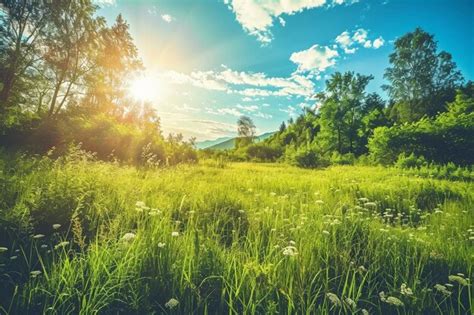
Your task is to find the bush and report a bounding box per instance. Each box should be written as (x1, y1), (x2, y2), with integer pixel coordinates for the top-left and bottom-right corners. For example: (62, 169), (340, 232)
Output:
(395, 152), (427, 169)
(286, 146), (327, 168)
(330, 152), (356, 165)
(246, 143), (282, 162)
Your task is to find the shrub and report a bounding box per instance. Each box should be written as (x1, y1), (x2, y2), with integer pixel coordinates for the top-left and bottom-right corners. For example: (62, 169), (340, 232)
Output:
(395, 152), (427, 169)
(246, 143), (282, 162)
(286, 146), (327, 168)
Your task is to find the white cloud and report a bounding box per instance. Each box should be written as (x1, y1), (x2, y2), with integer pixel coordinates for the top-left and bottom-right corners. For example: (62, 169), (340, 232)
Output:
(162, 66), (316, 99)
(278, 17), (286, 27)
(225, 0), (356, 44)
(290, 44), (339, 74)
(161, 14), (175, 23)
(334, 28), (385, 53)
(373, 36), (385, 48)
(236, 104), (259, 112)
(93, 0), (115, 6)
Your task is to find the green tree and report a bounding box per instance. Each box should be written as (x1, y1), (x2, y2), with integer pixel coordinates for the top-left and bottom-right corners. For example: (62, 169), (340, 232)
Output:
(383, 28), (463, 122)
(317, 72), (373, 154)
(235, 115), (255, 148)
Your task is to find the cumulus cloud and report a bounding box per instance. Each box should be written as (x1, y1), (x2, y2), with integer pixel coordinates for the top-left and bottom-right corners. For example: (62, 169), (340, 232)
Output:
(224, 0), (356, 44)
(290, 44), (339, 74)
(373, 36), (385, 48)
(334, 28), (385, 52)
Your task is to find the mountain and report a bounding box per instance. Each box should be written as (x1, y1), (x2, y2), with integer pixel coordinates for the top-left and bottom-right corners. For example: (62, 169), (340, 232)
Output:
(204, 132), (276, 150)
(195, 136), (233, 149)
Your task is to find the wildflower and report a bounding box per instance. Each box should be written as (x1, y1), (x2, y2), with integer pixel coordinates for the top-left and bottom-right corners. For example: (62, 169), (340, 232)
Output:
(30, 270), (42, 278)
(33, 234), (45, 239)
(400, 283), (413, 296)
(52, 224), (61, 230)
(41, 244), (48, 249)
(270, 192), (277, 196)
(364, 202), (377, 208)
(121, 233), (136, 242)
(315, 200), (324, 205)
(289, 240), (296, 246)
(282, 246), (298, 256)
(448, 275), (468, 286)
(238, 209), (245, 214)
(158, 242), (166, 248)
(385, 296), (404, 307)
(136, 201), (146, 208)
(322, 230), (330, 235)
(358, 197), (369, 203)
(358, 265), (367, 273)
(434, 284), (451, 296)
(270, 228), (276, 232)
(326, 292), (341, 307)
(171, 231), (179, 237)
(0, 247), (8, 253)
(344, 297), (357, 309)
(361, 309), (369, 315)
(165, 298), (179, 309)
(54, 241), (70, 250)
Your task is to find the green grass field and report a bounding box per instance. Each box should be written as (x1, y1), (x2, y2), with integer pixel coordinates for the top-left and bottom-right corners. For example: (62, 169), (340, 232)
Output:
(0, 153), (472, 314)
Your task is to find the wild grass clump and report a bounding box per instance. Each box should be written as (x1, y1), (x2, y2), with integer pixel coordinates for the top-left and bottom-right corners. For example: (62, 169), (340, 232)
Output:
(0, 152), (472, 314)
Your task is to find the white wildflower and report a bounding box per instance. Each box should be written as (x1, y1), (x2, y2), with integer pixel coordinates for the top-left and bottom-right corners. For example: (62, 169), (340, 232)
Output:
(52, 224), (61, 230)
(158, 242), (166, 248)
(448, 275), (468, 286)
(171, 231), (179, 237)
(165, 298), (179, 309)
(322, 230), (330, 235)
(54, 241), (70, 250)
(33, 234), (45, 239)
(400, 283), (413, 296)
(326, 292), (341, 307)
(0, 247), (8, 253)
(315, 200), (324, 205)
(121, 233), (136, 242)
(434, 284), (451, 296)
(344, 297), (357, 309)
(30, 270), (42, 278)
(282, 246), (298, 256)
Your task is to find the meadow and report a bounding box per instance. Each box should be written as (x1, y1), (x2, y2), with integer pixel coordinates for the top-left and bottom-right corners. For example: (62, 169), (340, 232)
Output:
(0, 150), (472, 314)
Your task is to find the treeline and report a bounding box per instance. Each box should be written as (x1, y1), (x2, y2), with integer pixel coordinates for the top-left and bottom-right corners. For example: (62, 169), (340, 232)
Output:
(0, 0), (196, 165)
(209, 28), (473, 168)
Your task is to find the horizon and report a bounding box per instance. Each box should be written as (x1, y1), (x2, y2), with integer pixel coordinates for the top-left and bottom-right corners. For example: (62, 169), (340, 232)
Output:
(97, 0), (473, 141)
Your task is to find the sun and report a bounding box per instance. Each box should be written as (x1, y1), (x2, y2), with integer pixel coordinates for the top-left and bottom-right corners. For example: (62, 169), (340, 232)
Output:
(128, 75), (157, 102)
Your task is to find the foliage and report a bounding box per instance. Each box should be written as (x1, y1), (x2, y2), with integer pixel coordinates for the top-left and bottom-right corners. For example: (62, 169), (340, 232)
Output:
(383, 28), (463, 122)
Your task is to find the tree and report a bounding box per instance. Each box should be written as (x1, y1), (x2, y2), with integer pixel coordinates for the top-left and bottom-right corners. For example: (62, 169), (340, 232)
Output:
(0, 0), (50, 126)
(236, 115), (255, 148)
(383, 28), (463, 122)
(317, 72), (373, 154)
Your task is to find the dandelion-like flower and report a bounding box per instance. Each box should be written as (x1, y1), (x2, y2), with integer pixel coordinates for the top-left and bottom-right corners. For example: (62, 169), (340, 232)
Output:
(326, 292), (341, 307)
(171, 231), (179, 237)
(52, 224), (61, 230)
(121, 233), (136, 242)
(165, 298), (179, 309)
(282, 246), (298, 256)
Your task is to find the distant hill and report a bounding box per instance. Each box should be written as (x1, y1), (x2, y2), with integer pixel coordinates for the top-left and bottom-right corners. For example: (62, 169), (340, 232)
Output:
(204, 132), (275, 150)
(195, 136), (233, 149)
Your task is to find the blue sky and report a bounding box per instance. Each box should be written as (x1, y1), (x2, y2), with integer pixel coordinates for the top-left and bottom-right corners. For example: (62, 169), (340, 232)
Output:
(97, 0), (474, 141)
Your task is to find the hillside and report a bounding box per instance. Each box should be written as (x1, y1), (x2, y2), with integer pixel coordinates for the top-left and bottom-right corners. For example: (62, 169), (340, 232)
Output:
(195, 136), (233, 149)
(205, 132), (275, 150)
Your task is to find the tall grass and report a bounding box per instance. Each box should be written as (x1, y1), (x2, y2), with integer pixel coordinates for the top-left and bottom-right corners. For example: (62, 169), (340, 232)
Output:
(0, 151), (472, 314)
